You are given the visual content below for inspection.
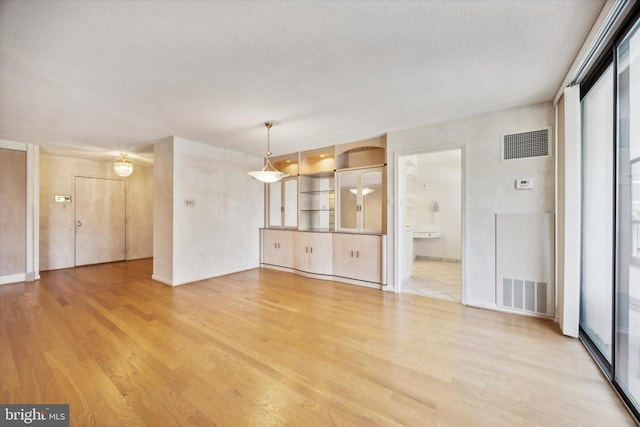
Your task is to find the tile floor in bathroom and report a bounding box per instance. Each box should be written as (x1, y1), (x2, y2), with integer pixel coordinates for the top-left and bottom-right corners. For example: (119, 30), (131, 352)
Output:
(403, 258), (462, 302)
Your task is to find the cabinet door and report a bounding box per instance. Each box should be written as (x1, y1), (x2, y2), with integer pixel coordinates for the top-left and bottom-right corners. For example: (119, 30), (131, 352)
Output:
(293, 232), (311, 272)
(276, 230), (294, 268)
(337, 171), (359, 232)
(268, 183), (282, 227)
(308, 232), (333, 275)
(283, 178), (298, 227)
(332, 233), (355, 279)
(262, 229), (279, 265)
(294, 232), (332, 275)
(332, 233), (383, 283)
(268, 178), (298, 228)
(262, 229), (294, 268)
(336, 168), (384, 233)
(353, 234), (382, 283)
(361, 169), (383, 233)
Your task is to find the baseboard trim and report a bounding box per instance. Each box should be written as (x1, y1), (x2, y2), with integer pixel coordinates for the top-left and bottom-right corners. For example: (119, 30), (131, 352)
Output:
(151, 274), (173, 286)
(0, 273), (27, 285)
(466, 299), (554, 320)
(414, 255), (461, 263)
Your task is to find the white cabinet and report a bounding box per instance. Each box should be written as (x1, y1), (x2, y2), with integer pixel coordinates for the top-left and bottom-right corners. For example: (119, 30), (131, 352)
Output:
(261, 138), (388, 288)
(336, 168), (384, 233)
(261, 229), (294, 268)
(294, 232), (332, 275)
(332, 233), (385, 285)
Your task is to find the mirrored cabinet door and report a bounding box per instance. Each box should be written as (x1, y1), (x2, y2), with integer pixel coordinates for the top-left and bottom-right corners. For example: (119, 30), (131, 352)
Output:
(268, 181), (282, 227)
(283, 178), (298, 227)
(336, 168), (384, 233)
(362, 169), (383, 232)
(337, 171), (359, 232)
(268, 177), (298, 228)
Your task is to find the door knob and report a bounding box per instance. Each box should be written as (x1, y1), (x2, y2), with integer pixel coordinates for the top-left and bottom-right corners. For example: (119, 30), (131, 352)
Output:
(76, 220), (82, 227)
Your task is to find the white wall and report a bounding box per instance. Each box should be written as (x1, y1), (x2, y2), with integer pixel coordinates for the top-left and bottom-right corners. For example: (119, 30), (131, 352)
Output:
(40, 154), (153, 270)
(413, 149), (461, 261)
(387, 102), (555, 310)
(153, 138), (174, 284)
(556, 87), (581, 337)
(153, 136), (264, 286)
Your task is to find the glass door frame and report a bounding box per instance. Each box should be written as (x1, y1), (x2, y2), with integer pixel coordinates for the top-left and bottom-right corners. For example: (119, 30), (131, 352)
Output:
(577, 8), (640, 422)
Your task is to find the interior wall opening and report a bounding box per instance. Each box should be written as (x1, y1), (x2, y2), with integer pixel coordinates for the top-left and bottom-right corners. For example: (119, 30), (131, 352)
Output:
(397, 148), (462, 302)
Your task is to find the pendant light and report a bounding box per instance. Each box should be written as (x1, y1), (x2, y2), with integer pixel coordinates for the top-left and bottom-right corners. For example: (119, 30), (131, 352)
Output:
(113, 153), (134, 177)
(247, 122), (289, 183)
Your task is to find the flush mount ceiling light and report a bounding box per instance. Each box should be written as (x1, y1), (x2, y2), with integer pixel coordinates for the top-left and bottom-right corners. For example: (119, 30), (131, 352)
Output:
(247, 122), (289, 183)
(113, 153), (134, 177)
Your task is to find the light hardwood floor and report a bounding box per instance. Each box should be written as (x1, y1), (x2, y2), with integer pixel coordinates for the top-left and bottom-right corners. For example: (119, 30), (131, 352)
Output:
(0, 259), (635, 426)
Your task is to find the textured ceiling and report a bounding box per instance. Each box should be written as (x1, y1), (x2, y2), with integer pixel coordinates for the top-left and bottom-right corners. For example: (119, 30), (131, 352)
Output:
(0, 0), (604, 164)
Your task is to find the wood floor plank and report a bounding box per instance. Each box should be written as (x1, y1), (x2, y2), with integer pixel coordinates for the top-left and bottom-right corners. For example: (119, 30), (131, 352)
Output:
(0, 259), (635, 426)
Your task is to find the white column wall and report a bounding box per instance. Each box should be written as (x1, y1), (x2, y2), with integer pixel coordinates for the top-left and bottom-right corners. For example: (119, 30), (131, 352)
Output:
(153, 136), (264, 286)
(152, 138), (174, 284)
(556, 86), (581, 337)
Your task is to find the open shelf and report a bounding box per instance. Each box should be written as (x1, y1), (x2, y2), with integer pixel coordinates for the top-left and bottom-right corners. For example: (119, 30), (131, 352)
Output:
(299, 175), (335, 231)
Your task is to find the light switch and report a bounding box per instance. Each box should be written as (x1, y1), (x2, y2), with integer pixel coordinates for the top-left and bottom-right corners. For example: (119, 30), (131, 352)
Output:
(185, 199), (195, 207)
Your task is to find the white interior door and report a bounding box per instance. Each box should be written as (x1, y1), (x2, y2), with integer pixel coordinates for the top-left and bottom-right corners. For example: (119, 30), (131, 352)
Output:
(75, 177), (126, 266)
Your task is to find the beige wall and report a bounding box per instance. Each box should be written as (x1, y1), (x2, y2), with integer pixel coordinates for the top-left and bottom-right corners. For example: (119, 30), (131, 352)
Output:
(153, 136), (264, 286)
(152, 138), (174, 284)
(0, 149), (26, 276)
(39, 154), (153, 270)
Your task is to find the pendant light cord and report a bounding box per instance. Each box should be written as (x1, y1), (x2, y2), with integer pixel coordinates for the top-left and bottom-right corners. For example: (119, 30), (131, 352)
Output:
(265, 122), (273, 158)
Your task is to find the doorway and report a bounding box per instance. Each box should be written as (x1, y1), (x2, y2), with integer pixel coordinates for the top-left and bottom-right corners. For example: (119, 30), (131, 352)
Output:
(75, 177), (126, 266)
(396, 148), (463, 302)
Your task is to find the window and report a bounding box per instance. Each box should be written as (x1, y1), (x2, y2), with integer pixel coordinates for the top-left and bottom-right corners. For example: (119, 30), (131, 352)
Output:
(615, 17), (640, 412)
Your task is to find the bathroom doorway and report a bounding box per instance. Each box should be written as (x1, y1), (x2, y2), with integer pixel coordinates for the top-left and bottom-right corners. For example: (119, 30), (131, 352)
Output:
(396, 148), (463, 302)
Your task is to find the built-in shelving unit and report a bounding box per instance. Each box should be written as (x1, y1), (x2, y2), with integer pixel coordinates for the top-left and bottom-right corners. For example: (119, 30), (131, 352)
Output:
(271, 153), (299, 176)
(261, 134), (388, 288)
(298, 147), (336, 232)
(335, 135), (386, 170)
(299, 174), (335, 232)
(299, 146), (335, 175)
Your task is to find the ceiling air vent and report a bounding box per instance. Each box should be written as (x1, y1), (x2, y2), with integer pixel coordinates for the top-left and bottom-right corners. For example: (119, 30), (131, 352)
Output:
(501, 127), (551, 161)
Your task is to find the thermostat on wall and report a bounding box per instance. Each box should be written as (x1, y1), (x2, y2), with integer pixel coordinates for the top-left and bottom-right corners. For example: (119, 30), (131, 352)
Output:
(54, 195), (72, 203)
(515, 178), (534, 190)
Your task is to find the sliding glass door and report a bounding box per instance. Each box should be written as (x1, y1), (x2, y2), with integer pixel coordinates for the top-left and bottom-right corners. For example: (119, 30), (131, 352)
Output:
(615, 18), (640, 411)
(579, 11), (640, 420)
(581, 65), (614, 363)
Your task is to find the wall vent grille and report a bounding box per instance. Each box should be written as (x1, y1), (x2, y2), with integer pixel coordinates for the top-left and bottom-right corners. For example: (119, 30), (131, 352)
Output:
(500, 277), (550, 315)
(502, 128), (550, 161)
